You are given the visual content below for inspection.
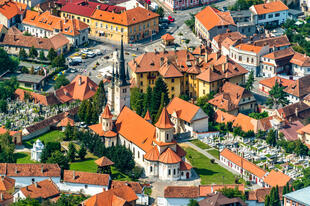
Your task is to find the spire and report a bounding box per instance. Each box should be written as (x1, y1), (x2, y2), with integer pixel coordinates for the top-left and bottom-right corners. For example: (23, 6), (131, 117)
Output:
(155, 107), (174, 129)
(101, 105), (113, 119)
(115, 62), (119, 80)
(111, 63), (115, 85)
(144, 109), (151, 122)
(126, 66), (130, 81)
(119, 37), (129, 86)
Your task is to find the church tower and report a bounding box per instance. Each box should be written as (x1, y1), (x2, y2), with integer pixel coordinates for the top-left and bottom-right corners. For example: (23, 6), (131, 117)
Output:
(107, 64), (115, 112)
(114, 38), (131, 116)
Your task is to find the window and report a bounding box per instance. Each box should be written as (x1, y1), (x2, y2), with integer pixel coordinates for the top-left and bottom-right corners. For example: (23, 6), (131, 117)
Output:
(111, 25), (113, 30)
(168, 169), (171, 175)
(87, 19), (89, 23)
(116, 27), (118, 31)
(171, 87), (174, 91)
(173, 169), (176, 175)
(140, 81), (143, 86)
(106, 24), (108, 29)
(171, 78), (175, 83)
(123, 88), (127, 93)
(138, 151), (140, 158)
(166, 134), (169, 140)
(150, 166), (153, 172)
(85, 185), (88, 189)
(83, 18), (85, 22)
(140, 73), (143, 78)
(275, 13), (280, 17)
(121, 28), (124, 32)
(239, 56), (242, 61)
(268, 14), (273, 18)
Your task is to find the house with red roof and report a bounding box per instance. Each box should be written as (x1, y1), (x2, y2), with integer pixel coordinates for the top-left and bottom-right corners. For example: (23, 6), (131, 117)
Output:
(22, 10), (89, 46)
(259, 76), (295, 95)
(291, 52), (310, 77)
(0, 0), (27, 28)
(250, 1), (289, 26)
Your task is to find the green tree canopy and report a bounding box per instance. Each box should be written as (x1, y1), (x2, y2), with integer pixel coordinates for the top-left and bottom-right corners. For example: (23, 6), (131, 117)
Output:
(52, 54), (65, 68)
(67, 142), (76, 162)
(54, 75), (70, 89)
(47, 48), (57, 62)
(0, 48), (19, 74)
(187, 199), (199, 206)
(266, 81), (289, 109)
(29, 46), (38, 59)
(155, 6), (164, 18)
(230, 0), (264, 11)
(151, 76), (169, 115)
(19, 48), (28, 60)
(47, 150), (69, 170)
(39, 50), (46, 60)
(78, 144), (87, 160)
(245, 70), (255, 91)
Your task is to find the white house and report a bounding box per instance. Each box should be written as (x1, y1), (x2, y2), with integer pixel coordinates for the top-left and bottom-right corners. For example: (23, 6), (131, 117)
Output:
(249, 1), (289, 26)
(291, 52), (310, 77)
(283, 75), (310, 103)
(58, 170), (110, 196)
(167, 97), (209, 136)
(0, 163), (61, 188)
(30, 139), (44, 162)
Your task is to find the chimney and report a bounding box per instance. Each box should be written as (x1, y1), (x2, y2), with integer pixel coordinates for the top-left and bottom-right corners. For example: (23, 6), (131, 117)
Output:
(216, 51), (220, 60)
(160, 57), (164, 67)
(222, 62), (226, 73)
(204, 51), (208, 62)
(15, 168), (17, 174)
(64, 90), (68, 96)
(78, 77), (82, 86)
(295, 107), (299, 117)
(73, 171), (75, 180)
(35, 182), (38, 188)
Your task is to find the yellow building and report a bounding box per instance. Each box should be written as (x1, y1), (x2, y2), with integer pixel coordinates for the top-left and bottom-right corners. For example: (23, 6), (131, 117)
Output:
(60, 2), (159, 43)
(129, 49), (249, 99)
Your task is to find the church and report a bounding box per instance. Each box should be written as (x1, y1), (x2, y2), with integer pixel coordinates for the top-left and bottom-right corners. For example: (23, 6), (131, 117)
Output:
(89, 39), (192, 181)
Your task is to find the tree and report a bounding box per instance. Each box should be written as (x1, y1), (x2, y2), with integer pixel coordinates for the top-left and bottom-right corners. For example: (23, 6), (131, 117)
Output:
(266, 81), (289, 109)
(155, 93), (165, 122)
(245, 71), (254, 90)
(52, 54), (65, 68)
(185, 13), (196, 31)
(67, 142), (76, 162)
(0, 100), (7, 113)
(19, 48), (28, 60)
(47, 48), (57, 62)
(151, 77), (169, 116)
(93, 80), (107, 114)
(155, 6), (164, 18)
(54, 74), (70, 89)
(39, 50), (46, 60)
(78, 100), (87, 122)
(106, 146), (135, 173)
(219, 187), (246, 200)
(143, 86), (152, 114)
(187, 199), (199, 206)
(130, 87), (144, 116)
(55, 194), (87, 206)
(265, 195), (270, 206)
(29, 46), (38, 59)
(78, 144), (87, 160)
(12, 198), (41, 206)
(0, 132), (16, 163)
(0, 48), (19, 73)
(40, 142), (61, 163)
(47, 150), (69, 170)
(230, 0), (263, 11)
(64, 123), (73, 141)
(196, 96), (215, 121)
(249, 111), (268, 119)
(266, 129), (277, 147)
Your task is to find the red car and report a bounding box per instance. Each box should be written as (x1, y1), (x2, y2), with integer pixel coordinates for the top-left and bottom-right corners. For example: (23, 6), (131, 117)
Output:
(168, 16), (175, 22)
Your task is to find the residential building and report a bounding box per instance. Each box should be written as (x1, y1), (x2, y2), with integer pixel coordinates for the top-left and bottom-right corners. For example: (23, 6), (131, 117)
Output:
(214, 109), (237, 124)
(198, 193), (247, 206)
(276, 101), (310, 123)
(291, 52), (310, 77)
(199, 184), (245, 196)
(220, 149), (291, 187)
(59, 170), (110, 196)
(297, 123), (310, 147)
(247, 187), (283, 206)
(211, 31), (245, 54)
(259, 76), (295, 94)
(208, 82), (257, 115)
(22, 10), (89, 47)
(0, 0), (27, 28)
(162, 0), (219, 11)
(0, 126), (22, 145)
(229, 43), (269, 75)
(90, 7), (159, 43)
(261, 47), (295, 77)
(83, 185), (138, 206)
(197, 57), (248, 96)
(249, 1), (289, 26)
(283, 186), (310, 206)
(166, 97), (209, 136)
(13, 179), (60, 202)
(253, 35), (291, 52)
(1, 27), (70, 56)
(0, 164), (61, 188)
(30, 139), (44, 162)
(0, 192), (13, 206)
(283, 75), (310, 103)
(233, 113), (270, 133)
(280, 120), (304, 141)
(230, 10), (256, 37)
(14, 0), (44, 8)
(15, 88), (60, 106)
(0, 176), (15, 193)
(195, 6), (236, 43)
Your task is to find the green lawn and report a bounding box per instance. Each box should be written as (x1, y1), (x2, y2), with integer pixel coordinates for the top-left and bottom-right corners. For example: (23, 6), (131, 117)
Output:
(208, 149), (220, 159)
(184, 147), (235, 185)
(15, 152), (37, 163)
(190, 139), (211, 149)
(23, 130), (65, 148)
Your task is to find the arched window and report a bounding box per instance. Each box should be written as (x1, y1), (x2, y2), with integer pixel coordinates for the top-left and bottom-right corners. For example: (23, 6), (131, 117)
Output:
(173, 169), (176, 175)
(168, 169), (171, 176)
(166, 134), (169, 140)
(150, 166), (153, 172)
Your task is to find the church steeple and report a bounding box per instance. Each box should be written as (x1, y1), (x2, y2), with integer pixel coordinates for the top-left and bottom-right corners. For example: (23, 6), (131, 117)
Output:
(126, 66), (130, 81)
(111, 63), (115, 86)
(119, 38), (129, 86)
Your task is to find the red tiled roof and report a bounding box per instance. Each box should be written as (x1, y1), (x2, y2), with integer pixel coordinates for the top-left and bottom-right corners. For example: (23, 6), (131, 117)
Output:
(161, 33), (175, 41)
(144, 146), (159, 161)
(167, 97), (202, 123)
(88, 123), (117, 137)
(0, 126), (18, 136)
(233, 113), (260, 133)
(213, 32), (245, 49)
(214, 110), (236, 124)
(252, 1), (288, 15)
(263, 47), (295, 60)
(159, 148), (181, 164)
(235, 44), (263, 54)
(63, 170), (110, 186)
(280, 121), (304, 141)
(0, 176), (15, 191)
(180, 161), (192, 171)
(57, 117), (74, 127)
(0, 0), (26, 20)
(20, 179), (60, 199)
(15, 88), (59, 106)
(111, 180), (143, 194)
(284, 75), (310, 98)
(263, 170), (291, 187)
(95, 156), (114, 167)
(248, 187), (283, 202)
(290, 52), (310, 67)
(259, 76), (295, 89)
(155, 107), (174, 129)
(164, 186), (199, 198)
(195, 6), (235, 31)
(220, 148), (267, 178)
(144, 109), (151, 121)
(297, 123), (310, 135)
(254, 35), (290, 48)
(101, 105), (113, 119)
(0, 163), (61, 177)
(199, 184), (244, 196)
(0, 191), (13, 203)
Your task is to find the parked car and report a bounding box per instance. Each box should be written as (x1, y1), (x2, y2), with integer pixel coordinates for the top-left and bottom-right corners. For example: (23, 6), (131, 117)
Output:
(94, 49), (102, 55)
(87, 52), (96, 58)
(168, 16), (175, 22)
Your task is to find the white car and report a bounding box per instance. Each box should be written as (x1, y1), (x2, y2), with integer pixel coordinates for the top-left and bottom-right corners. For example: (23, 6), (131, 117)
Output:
(87, 52), (96, 58)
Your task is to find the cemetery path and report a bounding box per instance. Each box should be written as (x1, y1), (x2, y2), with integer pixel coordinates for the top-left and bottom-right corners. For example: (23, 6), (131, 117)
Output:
(185, 142), (241, 176)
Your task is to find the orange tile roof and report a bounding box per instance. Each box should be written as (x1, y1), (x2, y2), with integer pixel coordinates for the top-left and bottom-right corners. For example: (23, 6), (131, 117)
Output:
(0, 0), (26, 20)
(144, 146), (159, 161)
(111, 180), (143, 194)
(220, 149), (266, 178)
(158, 61), (183, 78)
(0, 126), (18, 136)
(283, 75), (310, 98)
(155, 107), (174, 129)
(57, 117), (74, 127)
(15, 88), (59, 106)
(161, 33), (175, 41)
(95, 156), (114, 167)
(297, 123), (310, 135)
(91, 7), (159, 26)
(254, 35), (290, 48)
(263, 170), (291, 187)
(167, 97), (202, 123)
(233, 113), (259, 132)
(0, 163), (61, 177)
(0, 176), (15, 191)
(197, 58), (248, 83)
(195, 6), (235, 31)
(116, 106), (155, 152)
(23, 10), (89, 37)
(214, 109), (237, 124)
(248, 187), (283, 203)
(55, 75), (98, 103)
(259, 76), (295, 89)
(213, 32), (245, 48)
(159, 148), (181, 164)
(235, 44), (263, 54)
(180, 161), (192, 171)
(290, 52), (310, 67)
(0, 191), (13, 203)
(263, 47), (294, 60)
(101, 105), (113, 119)
(199, 184), (245, 196)
(164, 186), (200, 198)
(176, 144), (186, 157)
(63, 170), (110, 186)
(252, 1), (288, 15)
(84, 185), (137, 206)
(20, 179), (60, 199)
(88, 123), (117, 137)
(144, 109), (151, 121)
